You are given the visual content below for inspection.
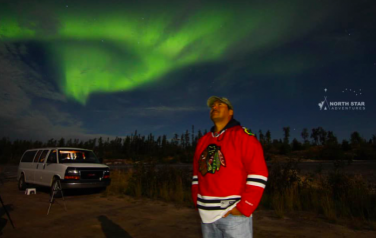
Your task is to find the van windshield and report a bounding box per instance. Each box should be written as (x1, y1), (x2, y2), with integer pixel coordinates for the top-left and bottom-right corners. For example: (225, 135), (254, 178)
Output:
(58, 150), (100, 164)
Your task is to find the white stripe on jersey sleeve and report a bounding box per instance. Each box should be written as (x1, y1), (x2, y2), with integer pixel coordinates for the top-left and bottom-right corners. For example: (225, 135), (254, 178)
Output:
(246, 181), (266, 188)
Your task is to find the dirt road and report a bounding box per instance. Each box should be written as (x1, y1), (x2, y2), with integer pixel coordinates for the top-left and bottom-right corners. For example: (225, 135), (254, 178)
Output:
(0, 181), (375, 238)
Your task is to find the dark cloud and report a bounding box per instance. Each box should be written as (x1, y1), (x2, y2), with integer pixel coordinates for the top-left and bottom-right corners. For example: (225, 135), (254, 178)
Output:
(0, 42), (99, 140)
(0, 43), (66, 102)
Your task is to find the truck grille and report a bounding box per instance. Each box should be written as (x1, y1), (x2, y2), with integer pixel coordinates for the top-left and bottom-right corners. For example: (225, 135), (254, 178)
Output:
(80, 171), (103, 180)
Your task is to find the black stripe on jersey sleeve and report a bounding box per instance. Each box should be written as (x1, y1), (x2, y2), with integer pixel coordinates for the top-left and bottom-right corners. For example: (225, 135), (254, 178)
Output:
(246, 178), (267, 185)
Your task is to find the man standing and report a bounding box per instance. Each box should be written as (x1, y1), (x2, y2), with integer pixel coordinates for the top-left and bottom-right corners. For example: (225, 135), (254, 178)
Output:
(191, 96), (268, 238)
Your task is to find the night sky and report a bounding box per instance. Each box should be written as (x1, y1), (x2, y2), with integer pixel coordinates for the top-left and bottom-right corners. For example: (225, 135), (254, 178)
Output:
(0, 0), (375, 142)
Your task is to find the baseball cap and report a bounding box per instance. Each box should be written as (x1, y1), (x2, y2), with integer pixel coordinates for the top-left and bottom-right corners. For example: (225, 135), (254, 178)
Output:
(207, 96), (233, 110)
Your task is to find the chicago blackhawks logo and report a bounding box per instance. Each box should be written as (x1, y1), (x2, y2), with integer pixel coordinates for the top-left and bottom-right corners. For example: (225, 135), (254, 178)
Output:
(199, 144), (226, 176)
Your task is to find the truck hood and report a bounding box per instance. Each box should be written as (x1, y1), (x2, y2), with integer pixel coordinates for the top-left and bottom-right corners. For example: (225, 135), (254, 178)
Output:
(58, 163), (109, 168)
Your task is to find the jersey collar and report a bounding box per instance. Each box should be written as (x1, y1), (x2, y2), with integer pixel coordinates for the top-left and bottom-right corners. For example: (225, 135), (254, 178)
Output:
(211, 118), (241, 137)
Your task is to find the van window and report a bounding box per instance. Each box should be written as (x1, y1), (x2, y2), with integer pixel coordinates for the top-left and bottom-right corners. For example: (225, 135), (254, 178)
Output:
(47, 150), (57, 163)
(33, 150), (42, 163)
(58, 150), (100, 164)
(39, 150), (49, 163)
(21, 151), (37, 162)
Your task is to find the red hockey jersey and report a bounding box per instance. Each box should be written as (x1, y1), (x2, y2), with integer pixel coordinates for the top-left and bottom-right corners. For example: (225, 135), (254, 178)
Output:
(191, 121), (268, 223)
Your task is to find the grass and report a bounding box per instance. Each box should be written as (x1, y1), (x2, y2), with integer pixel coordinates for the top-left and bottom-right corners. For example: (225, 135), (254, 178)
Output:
(103, 161), (376, 228)
(263, 159), (376, 228)
(103, 164), (193, 206)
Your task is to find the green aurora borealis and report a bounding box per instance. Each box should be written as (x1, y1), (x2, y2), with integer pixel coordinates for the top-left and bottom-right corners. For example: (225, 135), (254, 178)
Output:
(0, 0), (330, 104)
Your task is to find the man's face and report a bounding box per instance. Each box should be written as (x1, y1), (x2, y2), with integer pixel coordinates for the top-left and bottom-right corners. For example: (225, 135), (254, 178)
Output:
(210, 100), (234, 122)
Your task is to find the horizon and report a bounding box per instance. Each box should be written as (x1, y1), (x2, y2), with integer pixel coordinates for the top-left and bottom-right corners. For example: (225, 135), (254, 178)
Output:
(1, 125), (371, 144)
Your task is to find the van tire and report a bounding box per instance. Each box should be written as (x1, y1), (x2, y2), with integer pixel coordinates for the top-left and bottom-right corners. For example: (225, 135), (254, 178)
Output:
(18, 174), (27, 190)
(50, 177), (62, 198)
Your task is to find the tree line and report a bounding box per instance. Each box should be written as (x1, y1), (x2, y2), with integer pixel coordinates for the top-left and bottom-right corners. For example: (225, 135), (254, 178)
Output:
(1, 126), (375, 164)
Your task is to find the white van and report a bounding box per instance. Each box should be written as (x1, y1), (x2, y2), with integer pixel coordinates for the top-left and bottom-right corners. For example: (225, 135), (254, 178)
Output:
(17, 147), (111, 193)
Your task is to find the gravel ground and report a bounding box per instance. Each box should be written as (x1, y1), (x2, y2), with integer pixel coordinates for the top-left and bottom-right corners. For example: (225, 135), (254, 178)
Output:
(1, 180), (375, 238)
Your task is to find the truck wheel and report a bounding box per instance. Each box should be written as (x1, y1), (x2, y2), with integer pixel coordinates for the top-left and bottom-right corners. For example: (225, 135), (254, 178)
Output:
(50, 177), (62, 198)
(18, 174), (27, 190)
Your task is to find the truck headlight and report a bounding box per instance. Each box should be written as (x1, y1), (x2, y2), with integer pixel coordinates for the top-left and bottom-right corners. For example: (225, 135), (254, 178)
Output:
(103, 170), (110, 179)
(66, 169), (78, 174)
(65, 169), (80, 179)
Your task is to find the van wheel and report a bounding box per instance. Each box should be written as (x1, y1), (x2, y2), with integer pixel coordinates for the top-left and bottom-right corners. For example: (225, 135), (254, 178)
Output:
(50, 177), (62, 198)
(18, 174), (27, 190)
